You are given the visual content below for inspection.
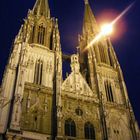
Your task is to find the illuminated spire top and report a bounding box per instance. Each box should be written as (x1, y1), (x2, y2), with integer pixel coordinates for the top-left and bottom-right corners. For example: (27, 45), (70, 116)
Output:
(84, 0), (89, 5)
(33, 0), (50, 18)
(83, 0), (99, 36)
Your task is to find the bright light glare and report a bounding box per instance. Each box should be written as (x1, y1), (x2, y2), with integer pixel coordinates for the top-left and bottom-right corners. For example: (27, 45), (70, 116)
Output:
(101, 23), (113, 35)
(83, 2), (135, 52)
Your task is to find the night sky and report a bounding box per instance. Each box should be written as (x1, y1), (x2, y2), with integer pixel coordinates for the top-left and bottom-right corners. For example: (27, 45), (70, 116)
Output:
(0, 0), (140, 126)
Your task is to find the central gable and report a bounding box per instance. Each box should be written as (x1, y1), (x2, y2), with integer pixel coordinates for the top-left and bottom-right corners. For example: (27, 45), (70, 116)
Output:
(62, 72), (94, 97)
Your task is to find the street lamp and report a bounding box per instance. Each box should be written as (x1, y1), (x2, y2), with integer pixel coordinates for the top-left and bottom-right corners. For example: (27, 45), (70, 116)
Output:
(101, 23), (114, 36)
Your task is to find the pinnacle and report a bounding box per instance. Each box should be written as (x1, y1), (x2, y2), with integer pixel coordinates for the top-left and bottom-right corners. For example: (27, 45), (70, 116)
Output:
(82, 0), (99, 37)
(84, 0), (89, 5)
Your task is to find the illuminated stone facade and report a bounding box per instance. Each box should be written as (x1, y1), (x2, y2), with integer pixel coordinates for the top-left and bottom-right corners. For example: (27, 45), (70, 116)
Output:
(0, 0), (139, 140)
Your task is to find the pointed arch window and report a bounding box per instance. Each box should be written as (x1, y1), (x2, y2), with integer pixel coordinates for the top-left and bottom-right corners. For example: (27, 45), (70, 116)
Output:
(34, 60), (43, 85)
(106, 39), (114, 67)
(104, 81), (114, 102)
(85, 122), (95, 140)
(37, 24), (46, 45)
(98, 43), (107, 64)
(30, 25), (35, 43)
(50, 32), (53, 50)
(65, 118), (76, 137)
(108, 48), (114, 67)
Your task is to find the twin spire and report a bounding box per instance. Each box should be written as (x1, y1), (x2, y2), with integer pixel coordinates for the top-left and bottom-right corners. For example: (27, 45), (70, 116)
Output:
(32, 0), (98, 35)
(33, 0), (50, 17)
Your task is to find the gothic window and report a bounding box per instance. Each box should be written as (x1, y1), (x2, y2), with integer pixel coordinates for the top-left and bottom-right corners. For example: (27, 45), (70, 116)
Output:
(50, 32), (53, 50)
(37, 25), (46, 45)
(65, 118), (76, 137)
(84, 122), (95, 140)
(75, 107), (83, 116)
(104, 81), (114, 102)
(98, 43), (107, 64)
(106, 39), (114, 67)
(31, 25), (35, 43)
(34, 60), (43, 85)
(108, 48), (114, 67)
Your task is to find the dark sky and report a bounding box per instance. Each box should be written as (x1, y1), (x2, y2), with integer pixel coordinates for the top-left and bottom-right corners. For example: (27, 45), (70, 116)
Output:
(0, 0), (140, 126)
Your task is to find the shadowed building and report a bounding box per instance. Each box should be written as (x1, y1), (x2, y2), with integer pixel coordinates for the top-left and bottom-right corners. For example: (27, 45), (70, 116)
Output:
(0, 0), (139, 139)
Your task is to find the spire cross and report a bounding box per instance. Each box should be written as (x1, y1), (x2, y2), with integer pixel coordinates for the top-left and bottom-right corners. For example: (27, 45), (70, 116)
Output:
(84, 0), (89, 5)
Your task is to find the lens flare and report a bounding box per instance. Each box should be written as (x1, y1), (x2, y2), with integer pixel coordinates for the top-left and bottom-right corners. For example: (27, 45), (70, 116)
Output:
(84, 2), (135, 52)
(101, 23), (113, 35)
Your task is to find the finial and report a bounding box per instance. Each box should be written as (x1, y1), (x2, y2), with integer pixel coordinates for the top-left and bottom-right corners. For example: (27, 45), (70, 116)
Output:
(71, 54), (80, 73)
(76, 46), (80, 56)
(84, 0), (89, 5)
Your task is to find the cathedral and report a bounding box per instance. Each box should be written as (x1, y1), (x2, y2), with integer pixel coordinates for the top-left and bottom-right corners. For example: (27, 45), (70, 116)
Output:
(0, 0), (139, 139)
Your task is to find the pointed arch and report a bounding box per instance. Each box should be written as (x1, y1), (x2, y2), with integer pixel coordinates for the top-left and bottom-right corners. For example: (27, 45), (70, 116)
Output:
(29, 24), (35, 43)
(104, 81), (114, 102)
(84, 122), (96, 139)
(108, 47), (114, 67)
(65, 118), (76, 137)
(106, 38), (115, 67)
(34, 59), (43, 85)
(37, 23), (46, 45)
(98, 43), (107, 64)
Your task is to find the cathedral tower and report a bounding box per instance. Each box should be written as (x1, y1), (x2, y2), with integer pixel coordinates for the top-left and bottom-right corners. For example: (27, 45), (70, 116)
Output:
(0, 0), (62, 139)
(79, 0), (140, 140)
(0, 0), (139, 140)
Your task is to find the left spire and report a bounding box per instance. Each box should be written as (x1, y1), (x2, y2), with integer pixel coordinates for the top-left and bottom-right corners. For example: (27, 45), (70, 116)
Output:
(33, 0), (50, 18)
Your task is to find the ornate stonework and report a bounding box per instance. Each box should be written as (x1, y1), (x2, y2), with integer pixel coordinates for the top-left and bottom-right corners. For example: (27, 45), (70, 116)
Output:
(0, 0), (139, 140)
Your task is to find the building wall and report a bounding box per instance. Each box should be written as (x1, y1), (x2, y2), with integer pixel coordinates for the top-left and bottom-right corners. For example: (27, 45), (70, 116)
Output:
(60, 93), (101, 139)
(0, 0), (139, 140)
(20, 83), (53, 135)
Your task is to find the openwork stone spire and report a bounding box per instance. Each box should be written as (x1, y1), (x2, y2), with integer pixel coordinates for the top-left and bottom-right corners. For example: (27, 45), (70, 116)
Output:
(83, 0), (99, 36)
(33, 0), (50, 17)
(84, 0), (89, 5)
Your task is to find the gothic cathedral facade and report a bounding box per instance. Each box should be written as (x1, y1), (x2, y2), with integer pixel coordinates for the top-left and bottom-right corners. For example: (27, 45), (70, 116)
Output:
(0, 0), (139, 140)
